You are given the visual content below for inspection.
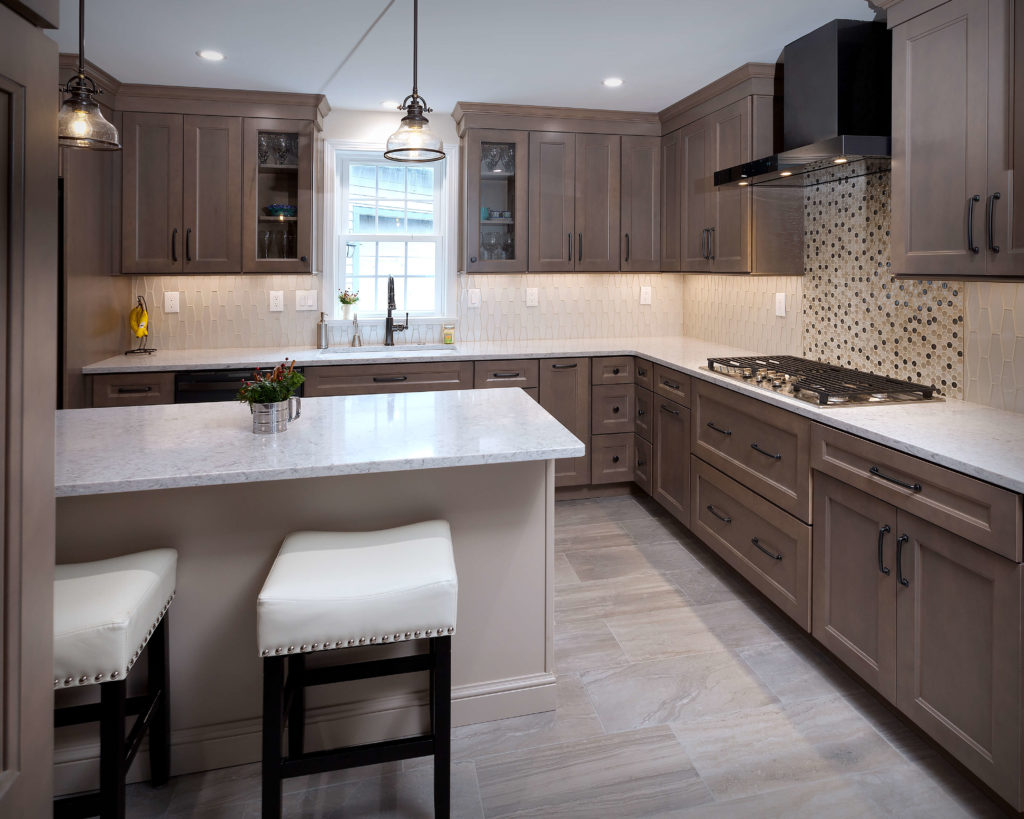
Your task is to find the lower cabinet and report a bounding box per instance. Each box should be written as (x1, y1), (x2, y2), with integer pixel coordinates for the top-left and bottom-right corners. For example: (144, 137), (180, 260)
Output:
(653, 395), (690, 525)
(89, 372), (176, 407)
(633, 435), (652, 494)
(303, 362), (473, 396)
(591, 433), (634, 484)
(538, 358), (591, 487)
(813, 470), (1023, 806)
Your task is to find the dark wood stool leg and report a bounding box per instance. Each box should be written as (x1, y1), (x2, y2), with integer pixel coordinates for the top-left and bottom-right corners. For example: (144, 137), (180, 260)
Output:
(287, 653), (305, 757)
(262, 656), (285, 819)
(100, 679), (127, 819)
(147, 615), (171, 786)
(431, 637), (452, 819)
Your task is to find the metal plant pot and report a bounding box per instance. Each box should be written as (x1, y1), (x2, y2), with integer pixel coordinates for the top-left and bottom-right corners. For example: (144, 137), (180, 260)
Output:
(251, 397), (301, 434)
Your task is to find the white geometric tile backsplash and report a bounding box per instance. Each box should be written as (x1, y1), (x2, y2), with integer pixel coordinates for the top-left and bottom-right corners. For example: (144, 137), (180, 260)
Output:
(965, 281), (1024, 413)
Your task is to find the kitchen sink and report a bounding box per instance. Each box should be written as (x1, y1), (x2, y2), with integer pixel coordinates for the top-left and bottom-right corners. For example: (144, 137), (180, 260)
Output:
(319, 344), (456, 354)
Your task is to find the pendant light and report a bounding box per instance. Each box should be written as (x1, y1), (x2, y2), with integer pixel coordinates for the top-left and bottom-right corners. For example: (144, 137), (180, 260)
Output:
(58, 0), (121, 151)
(384, 0), (444, 163)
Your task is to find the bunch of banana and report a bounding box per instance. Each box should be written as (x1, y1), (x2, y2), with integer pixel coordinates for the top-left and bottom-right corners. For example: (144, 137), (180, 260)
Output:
(129, 297), (149, 338)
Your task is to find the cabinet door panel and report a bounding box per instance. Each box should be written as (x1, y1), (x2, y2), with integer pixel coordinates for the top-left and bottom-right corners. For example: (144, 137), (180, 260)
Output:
(634, 435), (653, 494)
(528, 132), (575, 271)
(680, 119), (710, 272)
(575, 133), (620, 272)
(621, 135), (660, 271)
(183, 115), (241, 273)
(591, 383), (635, 434)
(896, 511), (1021, 803)
(708, 98), (751, 273)
(661, 129), (682, 271)
(464, 129), (529, 273)
(539, 358), (591, 487)
(891, 0), (989, 276)
(591, 433), (634, 484)
(812, 473), (898, 701)
(122, 111), (182, 273)
(653, 396), (690, 526)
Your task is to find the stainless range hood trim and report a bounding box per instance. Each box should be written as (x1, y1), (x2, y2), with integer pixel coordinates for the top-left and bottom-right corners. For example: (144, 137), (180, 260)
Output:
(714, 135), (892, 187)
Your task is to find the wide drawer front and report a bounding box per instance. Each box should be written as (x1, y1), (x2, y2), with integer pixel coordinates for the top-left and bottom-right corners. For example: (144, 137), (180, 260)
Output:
(475, 359), (539, 389)
(635, 386), (653, 441)
(592, 383), (635, 433)
(634, 358), (654, 390)
(811, 424), (1022, 561)
(591, 433), (635, 484)
(691, 456), (812, 630)
(304, 361), (474, 396)
(693, 380), (811, 522)
(592, 356), (634, 384)
(653, 365), (691, 407)
(90, 372), (175, 407)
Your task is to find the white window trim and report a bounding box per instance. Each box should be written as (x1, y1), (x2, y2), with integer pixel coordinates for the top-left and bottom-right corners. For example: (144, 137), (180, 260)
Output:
(322, 138), (458, 325)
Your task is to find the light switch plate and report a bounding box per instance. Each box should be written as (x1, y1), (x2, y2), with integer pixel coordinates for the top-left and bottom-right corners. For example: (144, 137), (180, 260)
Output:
(640, 285), (652, 305)
(296, 290), (317, 311)
(775, 292), (786, 317)
(468, 288), (481, 308)
(269, 291), (284, 312)
(163, 291), (180, 313)
(525, 287), (539, 307)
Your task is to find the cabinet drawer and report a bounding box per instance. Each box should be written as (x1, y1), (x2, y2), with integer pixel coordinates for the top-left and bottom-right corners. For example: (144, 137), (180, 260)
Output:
(591, 383), (635, 434)
(693, 380), (811, 522)
(811, 424), (1022, 561)
(634, 386), (653, 441)
(634, 358), (654, 390)
(634, 435), (653, 494)
(653, 365), (691, 407)
(591, 433), (635, 484)
(90, 373), (175, 407)
(304, 362), (473, 397)
(592, 356), (634, 384)
(691, 456), (811, 630)
(474, 359), (538, 389)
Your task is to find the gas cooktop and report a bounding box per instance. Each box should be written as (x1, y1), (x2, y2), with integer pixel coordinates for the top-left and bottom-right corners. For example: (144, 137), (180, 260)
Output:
(705, 355), (939, 407)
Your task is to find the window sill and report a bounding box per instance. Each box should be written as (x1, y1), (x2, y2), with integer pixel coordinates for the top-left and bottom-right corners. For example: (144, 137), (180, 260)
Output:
(327, 315), (456, 326)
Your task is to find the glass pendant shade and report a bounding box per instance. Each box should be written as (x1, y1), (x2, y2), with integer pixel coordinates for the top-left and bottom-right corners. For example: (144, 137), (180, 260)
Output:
(58, 82), (120, 150)
(384, 109), (444, 163)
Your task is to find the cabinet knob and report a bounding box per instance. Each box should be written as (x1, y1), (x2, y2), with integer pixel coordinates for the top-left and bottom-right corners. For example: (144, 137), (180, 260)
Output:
(470, 256), (477, 263)
(612, 368), (620, 375)
(300, 255), (308, 263)
(638, 408), (645, 416)
(612, 405), (620, 414)
(612, 455), (620, 463)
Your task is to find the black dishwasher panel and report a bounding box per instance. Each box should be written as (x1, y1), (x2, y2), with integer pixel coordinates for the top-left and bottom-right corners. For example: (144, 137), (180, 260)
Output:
(174, 368), (304, 403)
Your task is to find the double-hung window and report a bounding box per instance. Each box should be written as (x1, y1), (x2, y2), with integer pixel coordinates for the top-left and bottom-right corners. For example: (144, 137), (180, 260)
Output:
(329, 148), (452, 319)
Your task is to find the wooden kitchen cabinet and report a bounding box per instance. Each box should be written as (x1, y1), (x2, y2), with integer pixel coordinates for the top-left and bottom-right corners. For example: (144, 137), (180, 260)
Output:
(890, 0), (1024, 278)
(620, 135), (661, 270)
(653, 395), (690, 526)
(122, 112), (242, 274)
(89, 372), (176, 407)
(528, 132), (621, 272)
(303, 362), (473, 396)
(591, 433), (634, 484)
(660, 129), (682, 271)
(463, 129), (529, 272)
(539, 357), (591, 487)
(634, 435), (653, 494)
(474, 358), (539, 389)
(679, 117), (711, 272)
(591, 383), (635, 435)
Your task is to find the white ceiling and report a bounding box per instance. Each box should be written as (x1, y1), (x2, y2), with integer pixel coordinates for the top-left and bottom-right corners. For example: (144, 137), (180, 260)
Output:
(50, 0), (879, 114)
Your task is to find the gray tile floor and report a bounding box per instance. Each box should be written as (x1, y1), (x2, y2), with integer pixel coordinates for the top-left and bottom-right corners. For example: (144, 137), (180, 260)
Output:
(128, 495), (1010, 817)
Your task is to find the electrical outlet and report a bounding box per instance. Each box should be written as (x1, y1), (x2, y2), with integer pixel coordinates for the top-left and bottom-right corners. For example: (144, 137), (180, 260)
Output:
(467, 288), (481, 308)
(775, 292), (786, 317)
(640, 285), (652, 305)
(525, 287), (539, 307)
(269, 291), (284, 312)
(295, 290), (317, 311)
(163, 291), (180, 313)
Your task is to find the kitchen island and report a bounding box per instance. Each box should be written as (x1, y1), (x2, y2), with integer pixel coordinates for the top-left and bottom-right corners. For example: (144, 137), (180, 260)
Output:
(53, 389), (584, 790)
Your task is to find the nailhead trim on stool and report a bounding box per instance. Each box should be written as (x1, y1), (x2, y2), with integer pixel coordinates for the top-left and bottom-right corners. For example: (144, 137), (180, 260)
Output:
(258, 625), (456, 657)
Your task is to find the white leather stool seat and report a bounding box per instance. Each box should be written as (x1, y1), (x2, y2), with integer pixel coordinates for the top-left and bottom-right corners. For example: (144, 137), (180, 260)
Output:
(54, 548), (177, 689)
(257, 521), (457, 657)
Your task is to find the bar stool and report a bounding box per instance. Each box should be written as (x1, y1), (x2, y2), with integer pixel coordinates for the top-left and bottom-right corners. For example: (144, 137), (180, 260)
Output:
(53, 548), (177, 819)
(257, 521), (458, 819)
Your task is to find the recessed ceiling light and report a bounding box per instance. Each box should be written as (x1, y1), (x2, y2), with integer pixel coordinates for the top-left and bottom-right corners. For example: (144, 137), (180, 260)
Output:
(196, 49), (225, 62)
(833, 156), (848, 164)
(779, 171), (793, 177)
(381, 100), (400, 109)
(602, 77), (623, 88)
(738, 181), (749, 186)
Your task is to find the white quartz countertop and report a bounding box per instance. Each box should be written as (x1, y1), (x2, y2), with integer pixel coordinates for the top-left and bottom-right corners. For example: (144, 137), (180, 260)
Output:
(81, 335), (1024, 495)
(55, 388), (585, 497)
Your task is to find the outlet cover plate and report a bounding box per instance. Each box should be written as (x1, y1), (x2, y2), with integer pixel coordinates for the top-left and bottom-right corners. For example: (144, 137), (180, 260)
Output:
(163, 291), (180, 313)
(525, 287), (539, 307)
(640, 285), (652, 305)
(269, 291), (284, 312)
(775, 292), (786, 317)
(296, 290), (317, 311)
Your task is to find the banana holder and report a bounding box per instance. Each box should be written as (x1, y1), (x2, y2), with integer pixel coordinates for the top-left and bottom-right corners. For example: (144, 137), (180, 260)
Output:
(125, 295), (157, 355)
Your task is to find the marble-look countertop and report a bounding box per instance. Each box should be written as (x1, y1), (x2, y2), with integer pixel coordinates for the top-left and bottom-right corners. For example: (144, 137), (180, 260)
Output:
(55, 388), (585, 497)
(81, 336), (1024, 495)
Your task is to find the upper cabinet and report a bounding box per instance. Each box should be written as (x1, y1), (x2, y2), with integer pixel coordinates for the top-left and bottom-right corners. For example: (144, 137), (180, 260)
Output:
(463, 129), (529, 273)
(889, 0), (1024, 278)
(621, 136), (661, 271)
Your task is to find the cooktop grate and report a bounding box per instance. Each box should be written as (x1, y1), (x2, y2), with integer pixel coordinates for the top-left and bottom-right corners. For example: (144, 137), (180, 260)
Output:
(706, 355), (935, 405)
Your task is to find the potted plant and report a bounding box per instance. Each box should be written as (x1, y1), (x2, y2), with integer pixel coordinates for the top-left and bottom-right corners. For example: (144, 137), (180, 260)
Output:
(236, 360), (304, 434)
(338, 287), (359, 320)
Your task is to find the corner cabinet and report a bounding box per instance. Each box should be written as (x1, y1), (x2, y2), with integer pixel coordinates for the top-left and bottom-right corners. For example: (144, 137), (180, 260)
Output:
(462, 129), (529, 272)
(620, 136), (661, 271)
(890, 0), (1024, 278)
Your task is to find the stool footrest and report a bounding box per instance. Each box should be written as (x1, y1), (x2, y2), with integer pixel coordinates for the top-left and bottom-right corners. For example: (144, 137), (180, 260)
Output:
(281, 735), (435, 779)
(301, 652), (433, 687)
(53, 791), (102, 819)
(54, 693), (153, 728)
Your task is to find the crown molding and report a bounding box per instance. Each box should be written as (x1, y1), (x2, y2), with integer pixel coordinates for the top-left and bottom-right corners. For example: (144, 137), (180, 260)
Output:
(452, 101), (660, 137)
(658, 62), (777, 134)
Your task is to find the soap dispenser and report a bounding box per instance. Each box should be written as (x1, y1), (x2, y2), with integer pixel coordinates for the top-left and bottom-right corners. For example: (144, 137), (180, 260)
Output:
(317, 312), (329, 349)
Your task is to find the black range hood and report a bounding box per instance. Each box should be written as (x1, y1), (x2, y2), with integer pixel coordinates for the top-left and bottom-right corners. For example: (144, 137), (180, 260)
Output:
(715, 19), (891, 188)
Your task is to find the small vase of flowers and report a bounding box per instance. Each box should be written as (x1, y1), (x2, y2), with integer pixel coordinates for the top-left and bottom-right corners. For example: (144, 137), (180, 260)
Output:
(236, 360), (304, 434)
(338, 288), (359, 320)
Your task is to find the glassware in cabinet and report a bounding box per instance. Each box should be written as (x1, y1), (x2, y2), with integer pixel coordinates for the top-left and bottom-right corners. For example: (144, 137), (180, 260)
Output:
(464, 129), (528, 272)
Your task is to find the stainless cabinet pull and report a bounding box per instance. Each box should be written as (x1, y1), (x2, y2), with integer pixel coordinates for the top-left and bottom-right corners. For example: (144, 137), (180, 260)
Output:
(578, 232), (582, 262)
(117, 386), (152, 394)
(568, 233), (572, 262)
(967, 194), (980, 254)
(896, 534), (910, 587)
(750, 442), (782, 460)
(706, 421), (732, 436)
(624, 232), (630, 263)
(660, 404), (680, 416)
(877, 524), (891, 576)
(708, 226), (715, 261)
(988, 192), (1001, 253)
(492, 372), (520, 379)
(663, 379), (680, 390)
(171, 227), (178, 262)
(869, 465), (922, 492)
(751, 537), (782, 561)
(185, 227), (192, 262)
(707, 504), (732, 524)
(552, 362), (578, 369)
(373, 375), (408, 383)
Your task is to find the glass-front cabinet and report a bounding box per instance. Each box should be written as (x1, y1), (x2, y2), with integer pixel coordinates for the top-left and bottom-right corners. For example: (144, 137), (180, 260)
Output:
(464, 129), (528, 272)
(243, 117), (313, 273)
